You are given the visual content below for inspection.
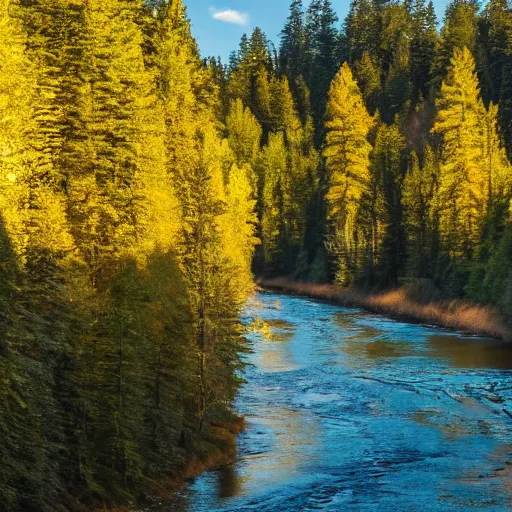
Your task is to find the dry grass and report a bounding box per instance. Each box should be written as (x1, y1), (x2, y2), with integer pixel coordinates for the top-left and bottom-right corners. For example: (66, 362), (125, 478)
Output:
(259, 277), (512, 342)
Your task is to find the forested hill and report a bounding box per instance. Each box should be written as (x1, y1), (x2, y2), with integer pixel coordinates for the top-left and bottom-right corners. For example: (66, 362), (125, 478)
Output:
(229, 0), (512, 315)
(1, 0), (512, 510)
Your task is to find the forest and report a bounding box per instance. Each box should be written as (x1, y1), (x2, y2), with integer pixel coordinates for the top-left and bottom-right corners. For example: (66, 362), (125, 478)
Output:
(1, 0), (512, 509)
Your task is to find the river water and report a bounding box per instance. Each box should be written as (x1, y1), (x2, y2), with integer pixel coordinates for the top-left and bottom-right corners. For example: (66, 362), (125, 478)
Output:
(144, 291), (512, 511)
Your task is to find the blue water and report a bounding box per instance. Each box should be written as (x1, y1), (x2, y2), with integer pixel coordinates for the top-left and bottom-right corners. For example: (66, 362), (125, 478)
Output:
(142, 292), (512, 511)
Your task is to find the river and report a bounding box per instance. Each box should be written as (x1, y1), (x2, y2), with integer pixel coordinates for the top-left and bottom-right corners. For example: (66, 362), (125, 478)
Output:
(142, 291), (512, 511)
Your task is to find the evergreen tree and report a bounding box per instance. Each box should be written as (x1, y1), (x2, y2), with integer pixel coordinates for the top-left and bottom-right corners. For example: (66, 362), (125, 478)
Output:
(437, 0), (479, 80)
(372, 123), (406, 285)
(257, 133), (288, 273)
(478, 0), (512, 154)
(432, 47), (486, 258)
(272, 76), (318, 270)
(353, 52), (381, 114)
(280, 0), (306, 82)
(324, 62), (374, 284)
(410, 0), (438, 103)
(402, 146), (439, 278)
(345, 0), (380, 63)
(226, 99), (262, 169)
(304, 0), (340, 140)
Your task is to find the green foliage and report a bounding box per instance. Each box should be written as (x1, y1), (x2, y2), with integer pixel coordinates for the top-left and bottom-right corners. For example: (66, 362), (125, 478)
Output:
(437, 0), (479, 79)
(372, 122), (407, 285)
(353, 52), (381, 114)
(402, 147), (439, 278)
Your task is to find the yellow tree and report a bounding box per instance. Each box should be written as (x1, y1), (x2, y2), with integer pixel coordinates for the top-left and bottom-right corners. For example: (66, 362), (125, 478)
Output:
(432, 47), (486, 257)
(256, 132), (288, 272)
(1, 0), (77, 507)
(220, 163), (259, 300)
(324, 62), (374, 284)
(0, 0), (34, 262)
(156, 0), (210, 205)
(481, 102), (512, 204)
(226, 99), (262, 169)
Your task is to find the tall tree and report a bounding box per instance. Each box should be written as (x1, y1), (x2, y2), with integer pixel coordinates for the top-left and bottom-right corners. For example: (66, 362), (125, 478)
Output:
(280, 0), (306, 81)
(305, 0), (340, 140)
(226, 99), (262, 169)
(437, 0), (479, 80)
(345, 0), (380, 64)
(432, 47), (485, 258)
(257, 132), (288, 273)
(324, 62), (374, 284)
(402, 146), (439, 278)
(372, 123), (407, 285)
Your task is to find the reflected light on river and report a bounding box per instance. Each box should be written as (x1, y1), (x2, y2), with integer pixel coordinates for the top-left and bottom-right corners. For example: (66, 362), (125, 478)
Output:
(428, 335), (512, 370)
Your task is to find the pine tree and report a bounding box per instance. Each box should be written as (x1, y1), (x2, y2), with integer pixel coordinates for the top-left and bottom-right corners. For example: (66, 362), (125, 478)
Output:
(220, 164), (259, 300)
(280, 0), (306, 82)
(70, 0), (165, 494)
(18, 0), (86, 193)
(372, 122), (406, 285)
(226, 99), (262, 169)
(410, 0), (438, 103)
(1, 0), (81, 508)
(437, 0), (479, 80)
(179, 125), (231, 431)
(345, 0), (380, 64)
(476, 0), (509, 103)
(402, 146), (439, 278)
(324, 62), (374, 284)
(432, 47), (486, 258)
(0, 2), (42, 507)
(256, 133), (288, 273)
(478, 0), (512, 154)
(0, 0), (35, 263)
(275, 77), (318, 267)
(481, 101), (512, 204)
(353, 52), (381, 114)
(304, 0), (340, 140)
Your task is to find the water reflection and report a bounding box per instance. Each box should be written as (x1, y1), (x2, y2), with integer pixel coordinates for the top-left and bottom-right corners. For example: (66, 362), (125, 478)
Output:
(249, 317), (296, 342)
(240, 407), (319, 491)
(258, 338), (297, 372)
(334, 312), (384, 341)
(216, 464), (240, 498)
(411, 408), (476, 440)
(428, 335), (512, 370)
(343, 339), (416, 359)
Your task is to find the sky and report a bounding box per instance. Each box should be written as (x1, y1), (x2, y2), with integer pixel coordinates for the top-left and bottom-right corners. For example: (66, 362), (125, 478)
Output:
(186, 0), (452, 63)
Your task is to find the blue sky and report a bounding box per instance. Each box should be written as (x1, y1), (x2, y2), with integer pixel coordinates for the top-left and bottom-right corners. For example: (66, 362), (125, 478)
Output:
(186, 0), (451, 62)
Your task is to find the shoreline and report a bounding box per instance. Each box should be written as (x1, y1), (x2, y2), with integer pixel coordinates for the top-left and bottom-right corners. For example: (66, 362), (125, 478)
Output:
(100, 417), (245, 512)
(258, 278), (512, 342)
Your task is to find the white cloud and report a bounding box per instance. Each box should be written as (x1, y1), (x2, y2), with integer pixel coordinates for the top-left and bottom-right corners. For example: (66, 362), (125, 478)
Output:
(209, 7), (249, 26)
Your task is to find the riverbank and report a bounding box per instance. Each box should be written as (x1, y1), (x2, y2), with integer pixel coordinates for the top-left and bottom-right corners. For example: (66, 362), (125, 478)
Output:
(259, 278), (512, 342)
(97, 416), (245, 512)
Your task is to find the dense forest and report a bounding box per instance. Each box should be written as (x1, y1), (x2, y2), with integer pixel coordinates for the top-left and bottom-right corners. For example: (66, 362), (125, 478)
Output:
(1, 0), (512, 509)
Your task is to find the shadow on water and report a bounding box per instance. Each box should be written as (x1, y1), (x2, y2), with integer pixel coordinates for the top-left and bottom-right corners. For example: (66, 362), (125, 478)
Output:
(216, 464), (240, 498)
(428, 335), (512, 370)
